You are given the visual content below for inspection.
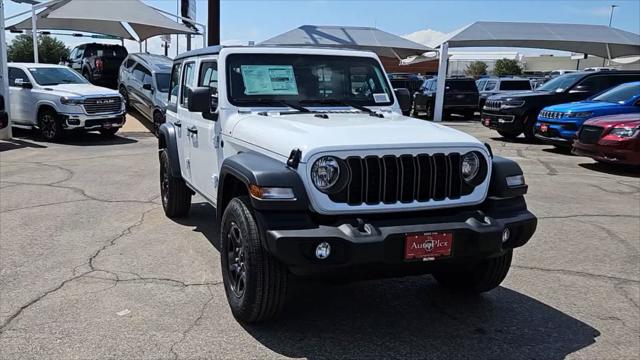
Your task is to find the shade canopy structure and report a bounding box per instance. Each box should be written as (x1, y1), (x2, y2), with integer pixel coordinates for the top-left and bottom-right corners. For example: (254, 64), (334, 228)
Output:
(430, 21), (640, 121)
(260, 25), (432, 59)
(8, 0), (198, 41)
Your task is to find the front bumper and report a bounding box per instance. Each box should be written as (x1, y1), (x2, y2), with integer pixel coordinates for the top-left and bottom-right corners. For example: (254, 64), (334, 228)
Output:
(481, 111), (523, 133)
(261, 198), (536, 276)
(534, 120), (578, 146)
(572, 139), (640, 166)
(60, 111), (126, 130)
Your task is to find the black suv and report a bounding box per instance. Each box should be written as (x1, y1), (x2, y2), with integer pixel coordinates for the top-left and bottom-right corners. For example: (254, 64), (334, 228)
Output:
(482, 71), (640, 140)
(412, 77), (479, 119)
(0, 95), (8, 130)
(62, 43), (128, 89)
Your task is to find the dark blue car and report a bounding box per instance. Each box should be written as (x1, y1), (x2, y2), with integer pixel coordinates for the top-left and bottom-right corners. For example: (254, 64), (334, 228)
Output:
(535, 81), (640, 146)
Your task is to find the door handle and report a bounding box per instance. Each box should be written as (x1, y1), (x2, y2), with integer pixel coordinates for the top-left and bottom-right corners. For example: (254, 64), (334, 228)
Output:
(187, 126), (198, 134)
(174, 120), (182, 127)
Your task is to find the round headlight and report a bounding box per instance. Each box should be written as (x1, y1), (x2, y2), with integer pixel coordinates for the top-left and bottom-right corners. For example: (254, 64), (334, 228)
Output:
(462, 152), (481, 182)
(311, 156), (341, 192)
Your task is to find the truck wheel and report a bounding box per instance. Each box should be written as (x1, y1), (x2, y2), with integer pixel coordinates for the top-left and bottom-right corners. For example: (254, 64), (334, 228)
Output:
(38, 109), (63, 142)
(425, 103), (434, 120)
(159, 149), (191, 218)
(497, 130), (520, 140)
(433, 250), (513, 293)
(119, 86), (131, 110)
(221, 196), (288, 323)
(152, 111), (165, 136)
(82, 69), (92, 82)
(99, 128), (119, 137)
(523, 114), (538, 142)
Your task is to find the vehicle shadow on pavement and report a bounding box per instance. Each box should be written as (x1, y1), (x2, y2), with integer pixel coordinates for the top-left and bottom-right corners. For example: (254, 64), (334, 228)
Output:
(170, 201), (222, 251)
(579, 162), (640, 178)
(10, 128), (138, 146)
(489, 136), (537, 144)
(244, 274), (599, 359)
(0, 138), (48, 152)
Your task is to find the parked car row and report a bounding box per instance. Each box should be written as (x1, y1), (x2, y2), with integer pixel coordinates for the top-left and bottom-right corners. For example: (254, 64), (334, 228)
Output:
(412, 77), (479, 119)
(61, 43), (129, 89)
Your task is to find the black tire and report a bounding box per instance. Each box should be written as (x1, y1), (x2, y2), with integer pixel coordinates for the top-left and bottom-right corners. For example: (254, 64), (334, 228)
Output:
(119, 86), (131, 111)
(523, 113), (538, 142)
(152, 111), (165, 136)
(433, 250), (513, 293)
(38, 108), (63, 142)
(464, 110), (476, 120)
(221, 196), (288, 323)
(159, 149), (191, 218)
(497, 130), (520, 139)
(99, 128), (119, 137)
(82, 69), (92, 83)
(425, 102), (434, 120)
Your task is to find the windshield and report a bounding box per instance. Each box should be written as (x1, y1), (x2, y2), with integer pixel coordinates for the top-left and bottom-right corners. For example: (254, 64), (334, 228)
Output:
(155, 73), (170, 93)
(500, 80), (532, 91)
(592, 82), (640, 103)
(536, 73), (582, 92)
(28, 67), (87, 86)
(226, 54), (394, 107)
(446, 80), (477, 91)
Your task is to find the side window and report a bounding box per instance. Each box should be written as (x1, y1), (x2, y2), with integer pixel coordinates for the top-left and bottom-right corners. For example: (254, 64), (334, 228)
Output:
(124, 58), (136, 69)
(429, 81), (437, 91)
(476, 80), (487, 91)
(168, 63), (182, 105)
(608, 75), (640, 88)
(577, 76), (609, 92)
(75, 46), (85, 60)
(485, 80), (497, 91)
(180, 62), (195, 107)
(199, 61), (218, 92)
(8, 67), (29, 86)
(69, 48), (78, 60)
(132, 64), (152, 84)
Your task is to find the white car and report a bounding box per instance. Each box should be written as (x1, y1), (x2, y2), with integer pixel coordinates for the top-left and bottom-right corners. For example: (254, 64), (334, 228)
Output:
(7, 63), (126, 141)
(158, 46), (537, 323)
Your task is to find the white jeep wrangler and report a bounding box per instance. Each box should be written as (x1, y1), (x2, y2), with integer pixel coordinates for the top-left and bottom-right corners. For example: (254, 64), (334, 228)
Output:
(158, 46), (537, 323)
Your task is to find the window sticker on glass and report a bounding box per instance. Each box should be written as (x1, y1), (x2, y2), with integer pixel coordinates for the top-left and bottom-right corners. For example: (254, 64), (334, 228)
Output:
(241, 65), (299, 95)
(373, 93), (390, 103)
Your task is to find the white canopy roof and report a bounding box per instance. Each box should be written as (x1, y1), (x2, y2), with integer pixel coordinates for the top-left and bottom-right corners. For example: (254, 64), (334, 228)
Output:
(8, 0), (197, 41)
(260, 25), (432, 59)
(441, 21), (640, 59)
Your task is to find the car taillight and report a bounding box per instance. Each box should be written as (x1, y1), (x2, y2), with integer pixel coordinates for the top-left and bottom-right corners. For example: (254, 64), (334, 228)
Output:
(95, 58), (103, 71)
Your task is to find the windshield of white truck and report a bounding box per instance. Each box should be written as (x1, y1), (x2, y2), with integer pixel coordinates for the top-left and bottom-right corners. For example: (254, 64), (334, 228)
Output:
(226, 54), (394, 107)
(28, 67), (88, 86)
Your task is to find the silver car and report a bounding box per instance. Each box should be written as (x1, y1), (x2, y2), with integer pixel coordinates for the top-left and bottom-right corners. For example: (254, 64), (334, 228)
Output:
(476, 77), (533, 109)
(118, 53), (172, 133)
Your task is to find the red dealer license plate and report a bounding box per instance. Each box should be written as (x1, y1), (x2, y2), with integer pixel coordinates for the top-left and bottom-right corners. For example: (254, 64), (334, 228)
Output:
(404, 232), (453, 260)
(540, 123), (549, 133)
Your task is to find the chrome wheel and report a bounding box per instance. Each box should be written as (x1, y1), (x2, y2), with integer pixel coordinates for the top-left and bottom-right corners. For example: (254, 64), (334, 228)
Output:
(226, 222), (246, 298)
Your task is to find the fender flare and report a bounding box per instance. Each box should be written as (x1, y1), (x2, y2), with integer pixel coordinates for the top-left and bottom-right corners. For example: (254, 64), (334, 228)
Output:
(158, 122), (181, 178)
(488, 156), (528, 198)
(218, 152), (310, 217)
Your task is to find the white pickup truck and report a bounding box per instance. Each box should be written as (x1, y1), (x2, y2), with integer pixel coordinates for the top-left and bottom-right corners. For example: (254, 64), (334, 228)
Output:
(158, 46), (537, 323)
(7, 63), (125, 141)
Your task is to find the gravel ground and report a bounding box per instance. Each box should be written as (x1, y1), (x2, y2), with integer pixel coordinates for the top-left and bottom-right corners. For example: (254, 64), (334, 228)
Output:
(0, 123), (638, 360)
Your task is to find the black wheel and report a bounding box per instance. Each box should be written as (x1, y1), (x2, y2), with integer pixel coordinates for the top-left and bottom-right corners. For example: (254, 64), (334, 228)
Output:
(38, 108), (63, 142)
(119, 86), (131, 110)
(159, 149), (191, 218)
(464, 110), (476, 120)
(82, 69), (92, 83)
(425, 103), (434, 120)
(523, 114), (538, 142)
(221, 196), (288, 323)
(152, 111), (165, 136)
(99, 128), (119, 137)
(497, 130), (520, 139)
(433, 250), (513, 293)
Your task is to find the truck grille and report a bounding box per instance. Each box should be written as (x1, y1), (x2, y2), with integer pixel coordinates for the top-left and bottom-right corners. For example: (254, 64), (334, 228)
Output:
(484, 100), (502, 110)
(83, 97), (122, 114)
(578, 125), (604, 144)
(329, 153), (476, 206)
(539, 110), (565, 119)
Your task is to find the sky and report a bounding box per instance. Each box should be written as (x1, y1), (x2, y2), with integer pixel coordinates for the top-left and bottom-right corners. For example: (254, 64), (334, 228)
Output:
(4, 0), (640, 58)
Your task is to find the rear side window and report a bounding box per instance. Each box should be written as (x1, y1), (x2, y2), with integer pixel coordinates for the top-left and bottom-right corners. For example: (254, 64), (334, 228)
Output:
(168, 63), (182, 105)
(606, 74), (640, 88)
(124, 58), (136, 69)
(180, 62), (196, 107)
(476, 79), (487, 91)
(499, 80), (531, 91)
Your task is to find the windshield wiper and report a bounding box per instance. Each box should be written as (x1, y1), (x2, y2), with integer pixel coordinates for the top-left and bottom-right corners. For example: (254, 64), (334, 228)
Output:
(299, 99), (384, 118)
(235, 98), (310, 113)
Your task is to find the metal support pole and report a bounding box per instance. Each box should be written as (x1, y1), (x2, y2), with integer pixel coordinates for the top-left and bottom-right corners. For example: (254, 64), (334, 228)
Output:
(31, 7), (38, 63)
(208, 0), (220, 46)
(433, 42), (448, 122)
(1, 0), (13, 139)
(144, 40), (148, 53)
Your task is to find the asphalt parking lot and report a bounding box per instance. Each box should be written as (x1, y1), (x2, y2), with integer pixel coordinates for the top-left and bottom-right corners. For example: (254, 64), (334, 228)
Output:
(1, 122), (638, 360)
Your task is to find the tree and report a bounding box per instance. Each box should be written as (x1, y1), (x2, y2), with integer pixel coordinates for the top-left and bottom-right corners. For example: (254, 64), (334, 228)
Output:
(7, 34), (69, 64)
(464, 61), (488, 78)
(494, 58), (523, 76)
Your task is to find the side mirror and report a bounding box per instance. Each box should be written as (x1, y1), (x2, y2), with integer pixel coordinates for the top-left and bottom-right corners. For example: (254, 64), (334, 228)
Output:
(143, 83), (153, 91)
(187, 87), (218, 120)
(14, 78), (32, 89)
(394, 88), (411, 116)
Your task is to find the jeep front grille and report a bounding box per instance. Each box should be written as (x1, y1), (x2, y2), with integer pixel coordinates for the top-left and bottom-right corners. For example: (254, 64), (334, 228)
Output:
(484, 100), (502, 110)
(83, 97), (122, 114)
(578, 125), (604, 144)
(539, 110), (565, 119)
(329, 153), (475, 206)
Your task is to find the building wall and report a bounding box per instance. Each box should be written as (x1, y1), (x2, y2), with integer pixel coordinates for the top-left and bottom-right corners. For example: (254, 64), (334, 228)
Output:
(522, 55), (640, 73)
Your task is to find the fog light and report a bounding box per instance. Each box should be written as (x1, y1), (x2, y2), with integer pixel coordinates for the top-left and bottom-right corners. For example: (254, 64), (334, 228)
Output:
(502, 228), (511, 243)
(67, 118), (80, 126)
(315, 242), (331, 260)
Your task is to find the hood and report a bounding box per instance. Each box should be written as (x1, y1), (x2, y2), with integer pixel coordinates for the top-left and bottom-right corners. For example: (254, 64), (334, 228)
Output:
(41, 83), (119, 97)
(545, 100), (627, 113)
(228, 112), (484, 161)
(489, 90), (552, 100)
(585, 113), (640, 127)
